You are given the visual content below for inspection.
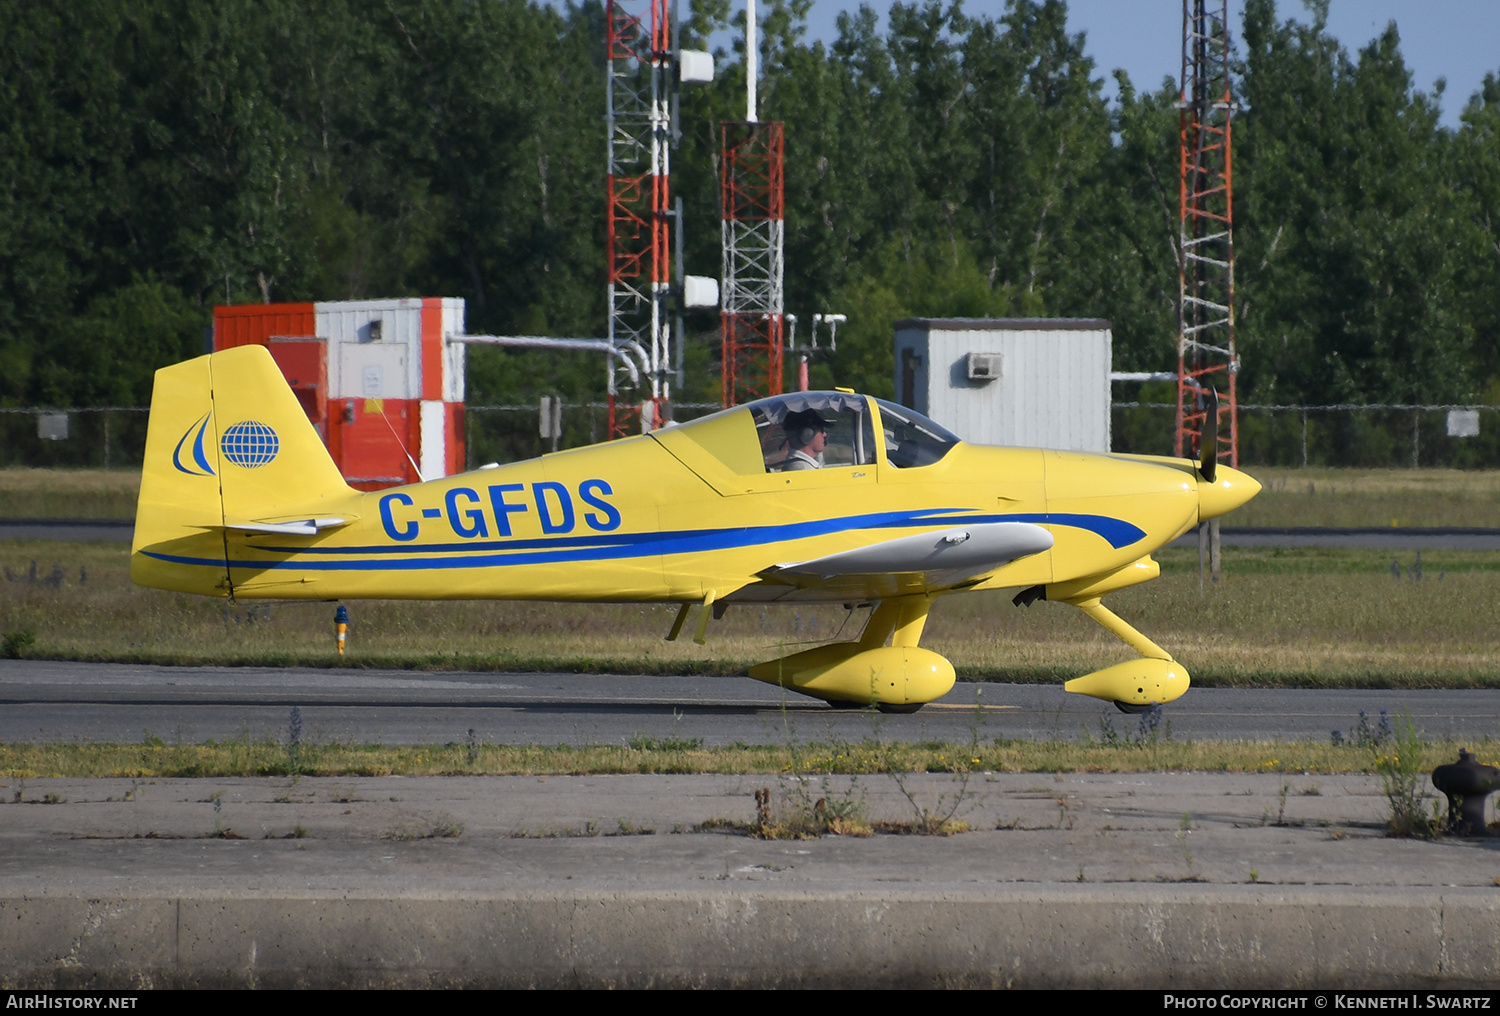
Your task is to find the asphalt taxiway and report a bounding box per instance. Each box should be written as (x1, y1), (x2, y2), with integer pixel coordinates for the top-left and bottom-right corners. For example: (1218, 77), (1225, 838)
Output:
(4, 659), (1499, 746)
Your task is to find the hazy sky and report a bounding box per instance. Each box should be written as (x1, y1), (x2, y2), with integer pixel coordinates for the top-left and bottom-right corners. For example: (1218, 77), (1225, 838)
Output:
(700, 1), (1500, 128)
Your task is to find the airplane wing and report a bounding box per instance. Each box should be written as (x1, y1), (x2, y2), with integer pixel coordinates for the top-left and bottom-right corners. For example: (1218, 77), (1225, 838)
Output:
(742, 521), (1053, 601)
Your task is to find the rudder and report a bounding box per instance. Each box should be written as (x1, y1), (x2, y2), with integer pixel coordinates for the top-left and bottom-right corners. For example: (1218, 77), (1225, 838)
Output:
(207, 344), (350, 520)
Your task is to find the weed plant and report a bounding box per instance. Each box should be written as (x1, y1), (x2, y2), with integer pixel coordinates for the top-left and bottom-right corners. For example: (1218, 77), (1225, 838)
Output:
(1375, 709), (1440, 837)
(286, 706), (303, 776)
(1331, 709), (1393, 748)
(748, 783), (871, 839)
(879, 690), (988, 835)
(626, 734), (705, 752)
(1, 629), (34, 658)
(749, 681), (873, 838)
(1176, 813), (1199, 880)
(1095, 705), (1171, 748)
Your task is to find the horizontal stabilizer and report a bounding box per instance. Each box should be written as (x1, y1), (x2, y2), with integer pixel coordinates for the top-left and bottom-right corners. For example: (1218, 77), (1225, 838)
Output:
(221, 517), (350, 536)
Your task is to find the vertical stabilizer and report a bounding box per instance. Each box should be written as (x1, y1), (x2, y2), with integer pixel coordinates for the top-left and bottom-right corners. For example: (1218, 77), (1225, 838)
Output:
(132, 346), (353, 596)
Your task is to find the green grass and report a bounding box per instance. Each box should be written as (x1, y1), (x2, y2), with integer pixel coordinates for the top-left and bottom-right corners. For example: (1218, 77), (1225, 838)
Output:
(0, 737), (1492, 779)
(1230, 467), (1500, 529)
(2, 538), (1498, 688)
(0, 468), (140, 519)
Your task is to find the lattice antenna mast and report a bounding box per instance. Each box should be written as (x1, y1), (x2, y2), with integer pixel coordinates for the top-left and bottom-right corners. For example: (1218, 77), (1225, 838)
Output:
(1175, 0), (1239, 465)
(720, 0), (785, 407)
(606, 0), (673, 437)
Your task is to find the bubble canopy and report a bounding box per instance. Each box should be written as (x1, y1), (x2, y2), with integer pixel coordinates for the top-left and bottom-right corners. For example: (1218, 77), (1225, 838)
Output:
(675, 393), (959, 474)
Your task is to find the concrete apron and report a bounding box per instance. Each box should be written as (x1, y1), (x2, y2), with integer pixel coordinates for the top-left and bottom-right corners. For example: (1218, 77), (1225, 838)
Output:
(7, 890), (1500, 989)
(4, 772), (1500, 988)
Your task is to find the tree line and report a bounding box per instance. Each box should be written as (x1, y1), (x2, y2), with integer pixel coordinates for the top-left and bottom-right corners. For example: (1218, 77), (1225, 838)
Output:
(2, 0), (1497, 412)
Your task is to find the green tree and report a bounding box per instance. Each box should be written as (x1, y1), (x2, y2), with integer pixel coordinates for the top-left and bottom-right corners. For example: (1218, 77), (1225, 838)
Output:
(0, 0), (130, 404)
(1237, 0), (1472, 405)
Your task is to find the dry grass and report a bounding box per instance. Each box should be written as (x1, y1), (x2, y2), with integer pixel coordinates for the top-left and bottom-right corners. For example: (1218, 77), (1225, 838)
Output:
(2, 539), (1498, 687)
(0, 736), (1490, 779)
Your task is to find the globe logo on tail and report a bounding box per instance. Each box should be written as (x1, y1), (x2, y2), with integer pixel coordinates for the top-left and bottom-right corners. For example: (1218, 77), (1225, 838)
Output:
(220, 420), (279, 468)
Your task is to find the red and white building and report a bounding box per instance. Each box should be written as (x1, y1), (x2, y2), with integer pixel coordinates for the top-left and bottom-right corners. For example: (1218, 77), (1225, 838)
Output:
(213, 298), (466, 490)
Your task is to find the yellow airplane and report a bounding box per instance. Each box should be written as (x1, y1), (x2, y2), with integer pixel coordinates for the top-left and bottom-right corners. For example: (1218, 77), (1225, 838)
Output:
(132, 345), (1259, 713)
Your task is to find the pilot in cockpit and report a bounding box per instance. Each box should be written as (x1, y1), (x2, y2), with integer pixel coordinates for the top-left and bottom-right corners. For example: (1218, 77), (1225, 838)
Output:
(779, 409), (829, 470)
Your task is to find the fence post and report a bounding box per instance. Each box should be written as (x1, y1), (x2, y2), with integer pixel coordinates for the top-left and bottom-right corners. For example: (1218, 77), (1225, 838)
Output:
(1198, 522), (1207, 593)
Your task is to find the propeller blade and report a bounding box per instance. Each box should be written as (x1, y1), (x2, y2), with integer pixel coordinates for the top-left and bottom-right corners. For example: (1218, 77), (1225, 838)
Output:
(1198, 386), (1218, 484)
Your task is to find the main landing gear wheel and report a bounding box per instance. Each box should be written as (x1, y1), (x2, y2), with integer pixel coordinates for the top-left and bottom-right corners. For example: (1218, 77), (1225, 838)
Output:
(877, 702), (925, 714)
(1114, 700), (1160, 714)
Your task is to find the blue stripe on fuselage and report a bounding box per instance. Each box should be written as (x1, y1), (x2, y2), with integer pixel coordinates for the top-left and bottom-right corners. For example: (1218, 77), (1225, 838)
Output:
(140, 509), (1147, 572)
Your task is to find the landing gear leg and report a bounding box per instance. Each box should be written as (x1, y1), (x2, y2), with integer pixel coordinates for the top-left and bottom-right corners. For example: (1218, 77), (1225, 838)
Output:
(1060, 595), (1189, 708)
(860, 596), (931, 650)
(1065, 596), (1172, 661)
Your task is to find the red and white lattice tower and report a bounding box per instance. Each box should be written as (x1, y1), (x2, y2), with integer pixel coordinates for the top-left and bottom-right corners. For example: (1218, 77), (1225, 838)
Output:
(720, 121), (784, 406)
(1175, 0), (1239, 466)
(606, 0), (673, 437)
(719, 1), (784, 407)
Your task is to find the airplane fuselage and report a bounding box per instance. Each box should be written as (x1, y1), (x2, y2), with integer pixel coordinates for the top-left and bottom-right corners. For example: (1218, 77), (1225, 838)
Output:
(136, 420), (1210, 605)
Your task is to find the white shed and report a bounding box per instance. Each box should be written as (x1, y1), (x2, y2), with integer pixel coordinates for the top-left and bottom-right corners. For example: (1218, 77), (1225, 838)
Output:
(892, 318), (1112, 452)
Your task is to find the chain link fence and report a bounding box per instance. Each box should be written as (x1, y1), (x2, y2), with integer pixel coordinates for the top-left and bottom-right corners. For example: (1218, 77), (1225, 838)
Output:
(0, 408), (150, 469)
(1112, 404), (1500, 469)
(3, 402), (1498, 470)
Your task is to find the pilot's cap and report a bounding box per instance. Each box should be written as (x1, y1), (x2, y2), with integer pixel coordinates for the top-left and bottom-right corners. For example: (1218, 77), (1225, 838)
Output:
(784, 409), (831, 443)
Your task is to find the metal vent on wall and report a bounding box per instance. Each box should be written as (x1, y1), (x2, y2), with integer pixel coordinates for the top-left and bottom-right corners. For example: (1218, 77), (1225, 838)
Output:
(966, 352), (1002, 382)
